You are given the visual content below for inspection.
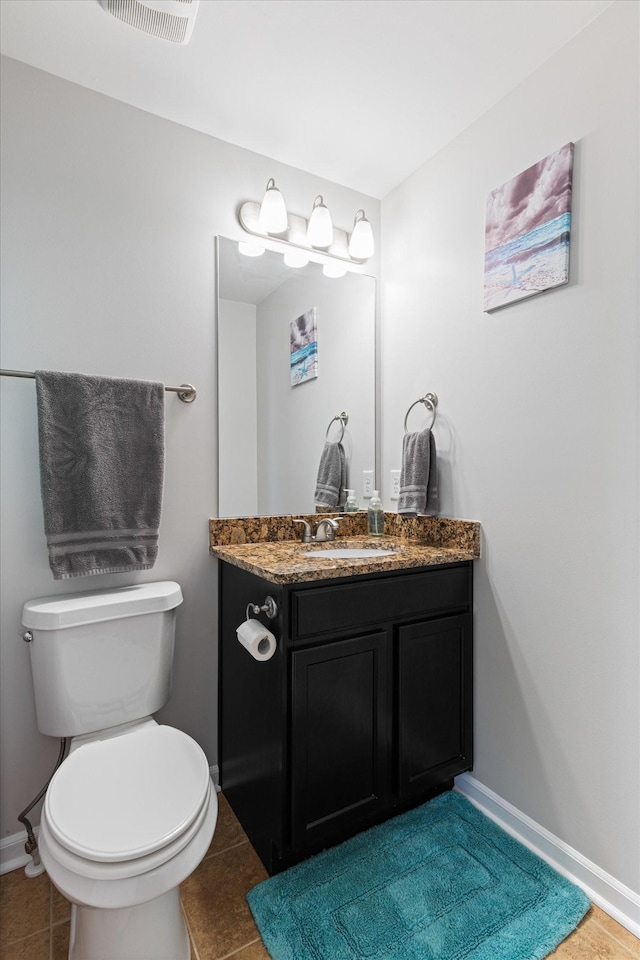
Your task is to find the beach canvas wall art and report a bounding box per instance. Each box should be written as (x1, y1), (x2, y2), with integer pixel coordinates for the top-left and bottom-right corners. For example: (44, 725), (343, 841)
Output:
(483, 142), (574, 311)
(290, 307), (318, 386)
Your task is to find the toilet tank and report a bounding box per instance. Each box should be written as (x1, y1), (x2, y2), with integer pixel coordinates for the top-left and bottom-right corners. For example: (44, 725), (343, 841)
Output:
(22, 582), (183, 738)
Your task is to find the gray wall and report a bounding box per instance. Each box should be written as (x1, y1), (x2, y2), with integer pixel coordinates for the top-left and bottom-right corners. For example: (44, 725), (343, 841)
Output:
(381, 0), (639, 893)
(0, 55), (379, 847)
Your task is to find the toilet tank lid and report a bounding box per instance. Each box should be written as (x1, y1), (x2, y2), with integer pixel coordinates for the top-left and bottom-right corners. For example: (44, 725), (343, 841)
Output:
(22, 581), (183, 631)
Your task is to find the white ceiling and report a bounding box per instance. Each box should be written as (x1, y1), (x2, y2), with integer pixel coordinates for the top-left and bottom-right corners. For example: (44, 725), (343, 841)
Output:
(0, 0), (613, 198)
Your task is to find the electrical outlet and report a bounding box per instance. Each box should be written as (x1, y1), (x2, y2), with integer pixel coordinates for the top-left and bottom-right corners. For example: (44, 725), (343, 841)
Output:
(362, 470), (374, 499)
(390, 469), (401, 501)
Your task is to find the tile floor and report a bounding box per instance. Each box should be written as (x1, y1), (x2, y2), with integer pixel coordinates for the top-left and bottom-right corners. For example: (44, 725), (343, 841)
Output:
(1, 793), (638, 960)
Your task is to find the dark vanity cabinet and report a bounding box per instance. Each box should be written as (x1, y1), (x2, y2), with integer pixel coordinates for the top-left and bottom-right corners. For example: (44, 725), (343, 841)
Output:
(218, 560), (473, 874)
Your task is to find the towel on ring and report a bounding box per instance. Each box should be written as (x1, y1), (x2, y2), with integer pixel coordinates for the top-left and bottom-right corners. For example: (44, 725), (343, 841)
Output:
(314, 441), (346, 509)
(398, 428), (439, 516)
(35, 370), (165, 580)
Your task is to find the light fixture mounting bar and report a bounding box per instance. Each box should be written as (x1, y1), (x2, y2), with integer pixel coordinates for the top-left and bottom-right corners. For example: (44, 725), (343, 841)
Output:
(238, 201), (368, 265)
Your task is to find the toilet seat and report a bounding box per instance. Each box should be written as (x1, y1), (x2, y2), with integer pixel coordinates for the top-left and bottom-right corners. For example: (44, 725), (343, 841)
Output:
(44, 725), (210, 866)
(39, 782), (218, 911)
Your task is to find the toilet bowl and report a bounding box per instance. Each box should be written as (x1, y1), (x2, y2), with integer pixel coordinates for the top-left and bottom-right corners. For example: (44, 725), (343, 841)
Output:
(38, 720), (217, 959)
(22, 582), (217, 960)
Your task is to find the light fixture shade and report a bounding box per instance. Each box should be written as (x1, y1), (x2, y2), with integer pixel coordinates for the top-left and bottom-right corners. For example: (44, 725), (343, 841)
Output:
(258, 178), (288, 234)
(322, 261), (347, 278)
(307, 196), (334, 248)
(284, 249), (310, 268)
(238, 240), (265, 257)
(348, 210), (375, 260)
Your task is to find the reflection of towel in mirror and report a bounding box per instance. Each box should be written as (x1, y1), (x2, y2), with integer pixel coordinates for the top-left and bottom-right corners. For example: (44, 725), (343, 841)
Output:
(314, 441), (346, 509)
(398, 429), (439, 516)
(35, 370), (165, 580)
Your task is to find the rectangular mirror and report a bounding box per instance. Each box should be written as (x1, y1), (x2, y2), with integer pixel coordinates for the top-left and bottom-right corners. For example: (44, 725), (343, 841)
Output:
(217, 237), (376, 517)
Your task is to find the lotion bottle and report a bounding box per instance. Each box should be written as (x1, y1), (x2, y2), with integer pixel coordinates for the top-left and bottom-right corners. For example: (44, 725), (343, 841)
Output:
(368, 490), (384, 536)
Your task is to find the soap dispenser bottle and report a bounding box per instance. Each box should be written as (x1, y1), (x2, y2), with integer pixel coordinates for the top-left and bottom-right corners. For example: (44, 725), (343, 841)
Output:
(368, 490), (384, 536)
(345, 489), (358, 513)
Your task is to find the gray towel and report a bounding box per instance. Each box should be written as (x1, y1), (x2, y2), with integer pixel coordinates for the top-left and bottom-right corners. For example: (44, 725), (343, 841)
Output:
(398, 428), (439, 516)
(35, 370), (165, 579)
(314, 441), (346, 509)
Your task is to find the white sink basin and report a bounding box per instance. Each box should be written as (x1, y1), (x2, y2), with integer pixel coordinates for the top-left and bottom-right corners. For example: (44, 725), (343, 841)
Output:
(303, 547), (396, 559)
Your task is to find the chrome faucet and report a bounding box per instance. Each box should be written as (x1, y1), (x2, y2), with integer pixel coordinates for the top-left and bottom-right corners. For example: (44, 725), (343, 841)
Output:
(313, 517), (341, 542)
(293, 517), (341, 543)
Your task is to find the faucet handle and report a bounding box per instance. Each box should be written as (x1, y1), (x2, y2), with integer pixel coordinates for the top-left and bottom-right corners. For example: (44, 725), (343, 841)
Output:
(328, 516), (341, 540)
(292, 519), (312, 543)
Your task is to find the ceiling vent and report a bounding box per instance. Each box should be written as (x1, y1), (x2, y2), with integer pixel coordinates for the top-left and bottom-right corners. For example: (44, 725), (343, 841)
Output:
(98, 0), (200, 45)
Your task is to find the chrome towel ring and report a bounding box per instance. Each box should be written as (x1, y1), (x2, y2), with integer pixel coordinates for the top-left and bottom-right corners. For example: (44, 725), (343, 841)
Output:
(404, 393), (438, 433)
(326, 411), (349, 442)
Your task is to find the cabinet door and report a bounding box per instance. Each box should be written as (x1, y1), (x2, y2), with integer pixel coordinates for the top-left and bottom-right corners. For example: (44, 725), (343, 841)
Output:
(397, 614), (472, 799)
(290, 631), (389, 850)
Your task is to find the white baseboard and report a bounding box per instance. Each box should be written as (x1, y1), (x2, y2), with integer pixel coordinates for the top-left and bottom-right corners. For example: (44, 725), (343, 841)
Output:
(455, 773), (640, 939)
(0, 826), (37, 876)
(1, 768), (222, 877)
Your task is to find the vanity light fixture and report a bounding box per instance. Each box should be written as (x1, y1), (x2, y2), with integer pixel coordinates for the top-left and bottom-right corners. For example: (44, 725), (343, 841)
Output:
(258, 178), (288, 234)
(306, 196), (334, 249)
(348, 210), (375, 261)
(237, 179), (375, 274)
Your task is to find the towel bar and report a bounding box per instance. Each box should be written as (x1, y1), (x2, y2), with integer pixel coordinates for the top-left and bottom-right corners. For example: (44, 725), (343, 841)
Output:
(0, 369), (197, 403)
(404, 392), (438, 433)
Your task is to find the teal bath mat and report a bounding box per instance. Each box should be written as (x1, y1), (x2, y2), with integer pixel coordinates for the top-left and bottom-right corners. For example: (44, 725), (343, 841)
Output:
(247, 791), (590, 960)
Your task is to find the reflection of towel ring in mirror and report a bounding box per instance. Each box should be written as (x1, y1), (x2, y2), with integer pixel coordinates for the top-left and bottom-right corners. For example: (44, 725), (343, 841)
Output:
(404, 393), (438, 434)
(326, 411), (349, 442)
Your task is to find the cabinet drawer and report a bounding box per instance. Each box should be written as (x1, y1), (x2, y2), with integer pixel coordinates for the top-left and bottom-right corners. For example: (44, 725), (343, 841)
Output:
(291, 565), (471, 640)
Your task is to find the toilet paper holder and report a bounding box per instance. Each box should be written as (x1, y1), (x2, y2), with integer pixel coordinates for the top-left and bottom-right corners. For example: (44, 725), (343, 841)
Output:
(245, 596), (278, 621)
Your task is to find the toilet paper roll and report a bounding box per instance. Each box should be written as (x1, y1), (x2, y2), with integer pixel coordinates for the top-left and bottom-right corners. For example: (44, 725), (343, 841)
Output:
(236, 619), (277, 661)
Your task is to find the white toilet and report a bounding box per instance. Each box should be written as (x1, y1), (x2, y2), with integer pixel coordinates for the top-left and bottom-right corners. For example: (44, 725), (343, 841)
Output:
(22, 581), (218, 960)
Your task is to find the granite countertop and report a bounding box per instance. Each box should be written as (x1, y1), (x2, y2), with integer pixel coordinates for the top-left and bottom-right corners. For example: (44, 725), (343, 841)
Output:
(209, 513), (480, 585)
